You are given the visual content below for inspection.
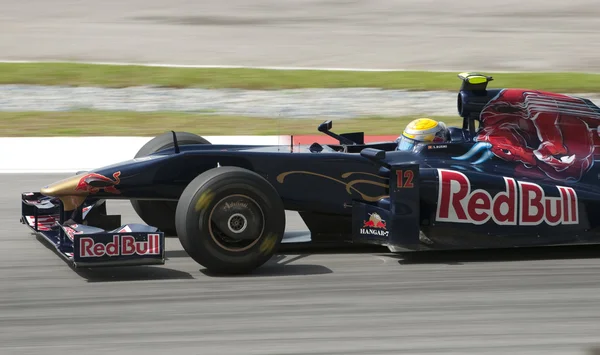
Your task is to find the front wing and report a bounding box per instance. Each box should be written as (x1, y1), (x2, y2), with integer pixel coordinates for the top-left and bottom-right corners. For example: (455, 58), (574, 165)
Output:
(21, 192), (165, 267)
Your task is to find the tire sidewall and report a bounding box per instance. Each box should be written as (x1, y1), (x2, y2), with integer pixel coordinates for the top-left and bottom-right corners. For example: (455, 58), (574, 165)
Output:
(177, 168), (285, 273)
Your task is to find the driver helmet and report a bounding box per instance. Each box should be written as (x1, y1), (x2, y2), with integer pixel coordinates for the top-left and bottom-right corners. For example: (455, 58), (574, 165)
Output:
(396, 118), (449, 151)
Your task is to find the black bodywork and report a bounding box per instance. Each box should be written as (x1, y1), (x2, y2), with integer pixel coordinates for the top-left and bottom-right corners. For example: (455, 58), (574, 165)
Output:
(21, 73), (600, 268)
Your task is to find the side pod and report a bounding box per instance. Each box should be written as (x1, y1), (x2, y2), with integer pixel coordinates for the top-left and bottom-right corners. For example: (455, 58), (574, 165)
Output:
(352, 164), (421, 250)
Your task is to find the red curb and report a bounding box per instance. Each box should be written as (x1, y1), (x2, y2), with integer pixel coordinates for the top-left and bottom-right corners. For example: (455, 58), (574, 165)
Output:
(290, 135), (397, 145)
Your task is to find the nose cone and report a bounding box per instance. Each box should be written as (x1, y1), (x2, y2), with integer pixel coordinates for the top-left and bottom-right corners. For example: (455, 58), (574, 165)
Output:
(40, 175), (88, 211)
(41, 175), (88, 197)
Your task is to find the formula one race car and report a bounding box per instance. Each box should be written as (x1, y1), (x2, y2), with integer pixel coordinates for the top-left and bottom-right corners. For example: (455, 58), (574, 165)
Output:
(21, 73), (600, 274)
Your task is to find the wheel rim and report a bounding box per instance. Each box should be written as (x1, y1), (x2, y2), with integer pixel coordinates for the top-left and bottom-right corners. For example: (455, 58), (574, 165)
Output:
(207, 194), (265, 252)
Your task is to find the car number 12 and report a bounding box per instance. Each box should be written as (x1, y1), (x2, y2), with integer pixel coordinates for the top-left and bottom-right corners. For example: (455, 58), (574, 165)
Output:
(396, 170), (414, 188)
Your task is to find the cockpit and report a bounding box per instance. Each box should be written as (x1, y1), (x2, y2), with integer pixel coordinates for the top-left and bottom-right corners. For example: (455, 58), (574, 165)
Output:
(307, 120), (471, 155)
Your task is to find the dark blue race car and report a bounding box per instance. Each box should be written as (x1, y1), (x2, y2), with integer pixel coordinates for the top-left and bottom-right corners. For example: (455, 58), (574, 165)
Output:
(21, 73), (600, 274)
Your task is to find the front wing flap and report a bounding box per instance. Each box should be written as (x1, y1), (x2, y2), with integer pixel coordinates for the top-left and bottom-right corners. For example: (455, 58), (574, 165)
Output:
(21, 192), (165, 268)
(67, 225), (164, 267)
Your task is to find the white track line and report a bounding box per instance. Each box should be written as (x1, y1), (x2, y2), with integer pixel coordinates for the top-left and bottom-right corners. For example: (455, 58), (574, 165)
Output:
(0, 60), (538, 73)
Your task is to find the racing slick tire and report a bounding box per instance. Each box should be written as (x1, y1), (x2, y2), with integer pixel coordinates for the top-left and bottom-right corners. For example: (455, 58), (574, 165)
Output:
(130, 131), (211, 236)
(175, 166), (286, 275)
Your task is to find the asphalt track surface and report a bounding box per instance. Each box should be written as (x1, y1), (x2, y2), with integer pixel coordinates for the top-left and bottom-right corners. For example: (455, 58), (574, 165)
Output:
(2, 174), (600, 355)
(2, 0), (600, 71)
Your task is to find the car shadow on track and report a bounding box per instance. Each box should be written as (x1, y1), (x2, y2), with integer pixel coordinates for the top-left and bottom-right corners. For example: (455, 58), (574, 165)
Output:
(200, 253), (334, 278)
(202, 242), (394, 277)
(171, 233), (386, 277)
(278, 243), (387, 255)
(168, 247), (338, 277)
(73, 266), (195, 282)
(391, 244), (600, 266)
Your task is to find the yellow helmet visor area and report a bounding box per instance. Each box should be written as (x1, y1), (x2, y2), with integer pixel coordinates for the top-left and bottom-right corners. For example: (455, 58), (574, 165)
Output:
(397, 134), (419, 151)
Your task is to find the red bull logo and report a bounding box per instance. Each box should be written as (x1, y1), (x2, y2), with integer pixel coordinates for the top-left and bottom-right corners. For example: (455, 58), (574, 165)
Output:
(79, 234), (162, 258)
(363, 213), (386, 229)
(435, 169), (579, 226)
(360, 213), (389, 237)
(452, 89), (600, 182)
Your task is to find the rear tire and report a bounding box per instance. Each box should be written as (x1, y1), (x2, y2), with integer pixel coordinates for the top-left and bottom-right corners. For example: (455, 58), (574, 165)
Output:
(175, 166), (286, 275)
(130, 131), (211, 236)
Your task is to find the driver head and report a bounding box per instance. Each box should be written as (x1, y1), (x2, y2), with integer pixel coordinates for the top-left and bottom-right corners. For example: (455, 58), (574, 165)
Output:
(396, 118), (449, 151)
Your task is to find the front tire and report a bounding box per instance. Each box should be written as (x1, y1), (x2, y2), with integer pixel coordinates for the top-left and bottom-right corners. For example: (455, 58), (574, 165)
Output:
(175, 166), (286, 275)
(130, 131), (210, 236)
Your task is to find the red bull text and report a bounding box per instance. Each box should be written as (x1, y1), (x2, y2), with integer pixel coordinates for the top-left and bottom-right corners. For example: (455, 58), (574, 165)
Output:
(435, 169), (578, 226)
(79, 234), (162, 257)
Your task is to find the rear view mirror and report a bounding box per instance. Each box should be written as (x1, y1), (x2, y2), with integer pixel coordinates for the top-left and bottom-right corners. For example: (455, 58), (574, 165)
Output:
(318, 120), (333, 132)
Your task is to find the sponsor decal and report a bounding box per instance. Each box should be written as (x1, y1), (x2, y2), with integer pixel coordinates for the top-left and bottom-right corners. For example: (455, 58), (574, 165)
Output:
(452, 89), (600, 182)
(75, 171), (121, 194)
(79, 234), (162, 258)
(24, 215), (59, 231)
(359, 212), (389, 237)
(117, 225), (132, 233)
(63, 225), (84, 241)
(435, 169), (578, 226)
(223, 201), (249, 211)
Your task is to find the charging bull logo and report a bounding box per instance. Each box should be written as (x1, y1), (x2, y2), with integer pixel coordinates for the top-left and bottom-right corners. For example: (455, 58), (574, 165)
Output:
(363, 213), (386, 229)
(360, 213), (389, 237)
(436, 169), (578, 226)
(75, 171), (121, 194)
(453, 89), (600, 182)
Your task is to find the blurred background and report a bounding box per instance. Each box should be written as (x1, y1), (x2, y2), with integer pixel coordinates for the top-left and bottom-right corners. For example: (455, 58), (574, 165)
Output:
(2, 0), (599, 71)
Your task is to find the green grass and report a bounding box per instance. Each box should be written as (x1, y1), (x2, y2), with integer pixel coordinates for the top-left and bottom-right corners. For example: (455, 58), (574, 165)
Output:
(2, 62), (600, 92)
(0, 111), (461, 136)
